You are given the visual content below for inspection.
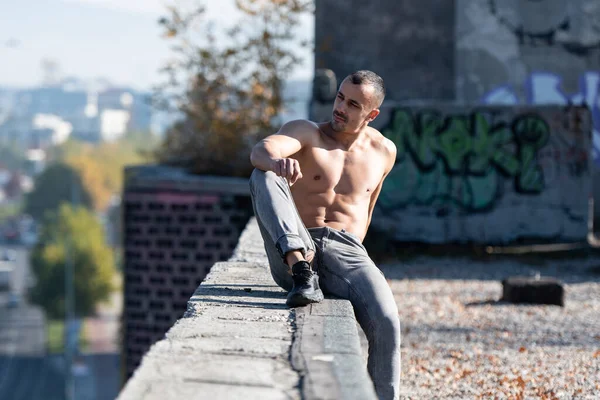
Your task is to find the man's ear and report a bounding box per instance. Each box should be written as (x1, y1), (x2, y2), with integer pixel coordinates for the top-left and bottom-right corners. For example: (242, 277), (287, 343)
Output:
(368, 108), (380, 122)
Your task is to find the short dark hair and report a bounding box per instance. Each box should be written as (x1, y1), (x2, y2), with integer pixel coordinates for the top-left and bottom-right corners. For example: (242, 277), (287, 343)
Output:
(346, 70), (385, 108)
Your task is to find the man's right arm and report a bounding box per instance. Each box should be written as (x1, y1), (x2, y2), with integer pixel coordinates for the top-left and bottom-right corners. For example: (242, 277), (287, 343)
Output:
(250, 120), (315, 184)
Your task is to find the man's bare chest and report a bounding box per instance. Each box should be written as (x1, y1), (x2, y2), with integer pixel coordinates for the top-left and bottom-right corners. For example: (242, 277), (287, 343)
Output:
(297, 147), (385, 195)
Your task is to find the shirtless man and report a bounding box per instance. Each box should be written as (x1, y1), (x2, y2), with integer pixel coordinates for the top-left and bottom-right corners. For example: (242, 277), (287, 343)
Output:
(249, 70), (400, 399)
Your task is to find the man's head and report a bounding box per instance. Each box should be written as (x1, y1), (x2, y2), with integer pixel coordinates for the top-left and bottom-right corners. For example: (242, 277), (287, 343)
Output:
(330, 70), (385, 133)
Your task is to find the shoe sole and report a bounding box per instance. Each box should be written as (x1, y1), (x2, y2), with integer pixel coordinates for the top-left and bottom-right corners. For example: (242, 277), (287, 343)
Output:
(286, 289), (324, 308)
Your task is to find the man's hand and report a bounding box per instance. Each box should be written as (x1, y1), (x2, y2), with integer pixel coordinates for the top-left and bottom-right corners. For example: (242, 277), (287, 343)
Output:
(270, 158), (303, 185)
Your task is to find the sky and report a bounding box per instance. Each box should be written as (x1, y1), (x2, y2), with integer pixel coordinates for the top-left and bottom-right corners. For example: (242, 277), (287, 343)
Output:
(0, 0), (314, 91)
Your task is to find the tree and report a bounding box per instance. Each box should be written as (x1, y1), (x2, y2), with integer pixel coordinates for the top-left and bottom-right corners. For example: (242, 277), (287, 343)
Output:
(47, 133), (157, 211)
(24, 163), (93, 221)
(29, 204), (115, 319)
(154, 0), (313, 177)
(64, 154), (110, 211)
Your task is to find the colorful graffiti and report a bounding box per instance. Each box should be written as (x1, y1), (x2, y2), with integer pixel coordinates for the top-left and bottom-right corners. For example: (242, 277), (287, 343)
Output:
(482, 72), (600, 164)
(379, 109), (550, 212)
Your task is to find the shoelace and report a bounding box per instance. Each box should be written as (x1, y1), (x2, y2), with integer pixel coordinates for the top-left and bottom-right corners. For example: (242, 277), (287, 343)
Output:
(293, 268), (313, 282)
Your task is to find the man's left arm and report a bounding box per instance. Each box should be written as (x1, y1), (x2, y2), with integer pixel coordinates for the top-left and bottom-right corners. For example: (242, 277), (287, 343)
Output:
(365, 140), (397, 231)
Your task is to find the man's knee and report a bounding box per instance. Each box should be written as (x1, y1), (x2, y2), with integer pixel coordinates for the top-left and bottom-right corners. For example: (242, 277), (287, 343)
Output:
(375, 309), (401, 346)
(250, 168), (285, 189)
(250, 168), (264, 180)
(249, 168), (263, 190)
(250, 168), (274, 184)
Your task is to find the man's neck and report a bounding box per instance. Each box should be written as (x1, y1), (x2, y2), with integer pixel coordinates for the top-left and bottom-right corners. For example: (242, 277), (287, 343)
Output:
(323, 122), (366, 151)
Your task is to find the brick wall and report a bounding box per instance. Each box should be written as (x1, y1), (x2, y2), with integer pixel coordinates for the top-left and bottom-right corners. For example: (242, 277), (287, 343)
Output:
(121, 166), (252, 381)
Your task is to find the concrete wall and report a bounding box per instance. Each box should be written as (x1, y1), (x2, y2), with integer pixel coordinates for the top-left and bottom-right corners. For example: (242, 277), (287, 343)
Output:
(117, 218), (376, 400)
(314, 0), (600, 159)
(312, 0), (599, 241)
(456, 0), (600, 223)
(456, 0), (600, 162)
(369, 104), (592, 244)
(314, 0), (456, 102)
(121, 166), (253, 381)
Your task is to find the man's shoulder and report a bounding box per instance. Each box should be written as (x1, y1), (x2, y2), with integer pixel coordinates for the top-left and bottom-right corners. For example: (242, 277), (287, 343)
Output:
(276, 119), (322, 148)
(366, 126), (396, 157)
(279, 119), (320, 134)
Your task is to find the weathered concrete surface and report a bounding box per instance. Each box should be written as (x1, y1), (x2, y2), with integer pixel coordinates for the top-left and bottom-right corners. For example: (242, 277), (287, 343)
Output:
(369, 105), (592, 244)
(456, 0), (600, 111)
(313, 0), (456, 103)
(117, 259), (299, 400)
(455, 0), (600, 221)
(118, 218), (372, 400)
(121, 165), (254, 379)
(312, 0), (600, 223)
(292, 301), (377, 400)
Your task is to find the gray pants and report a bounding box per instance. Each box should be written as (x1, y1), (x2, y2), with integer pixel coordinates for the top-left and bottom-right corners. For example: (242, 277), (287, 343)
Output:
(249, 169), (401, 400)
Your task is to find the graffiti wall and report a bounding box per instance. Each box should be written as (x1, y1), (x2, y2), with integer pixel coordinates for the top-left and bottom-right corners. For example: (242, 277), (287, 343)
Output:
(310, 0), (598, 242)
(456, 0), (600, 162)
(455, 0), (600, 223)
(371, 105), (592, 244)
(482, 72), (600, 165)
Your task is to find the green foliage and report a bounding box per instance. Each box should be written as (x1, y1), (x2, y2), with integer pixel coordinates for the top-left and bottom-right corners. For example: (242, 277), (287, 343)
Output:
(47, 133), (157, 211)
(29, 204), (115, 319)
(24, 163), (93, 221)
(0, 202), (21, 223)
(120, 130), (161, 153)
(154, 0), (313, 177)
(46, 320), (65, 354)
(46, 320), (88, 354)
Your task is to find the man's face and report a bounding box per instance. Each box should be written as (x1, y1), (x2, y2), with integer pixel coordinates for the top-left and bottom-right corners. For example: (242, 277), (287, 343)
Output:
(330, 79), (379, 133)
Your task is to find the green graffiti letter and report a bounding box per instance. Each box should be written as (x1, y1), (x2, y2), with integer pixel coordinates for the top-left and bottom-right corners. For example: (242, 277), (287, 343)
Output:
(469, 113), (520, 176)
(437, 116), (472, 173)
(382, 109), (412, 162)
(513, 115), (550, 193)
(405, 111), (440, 169)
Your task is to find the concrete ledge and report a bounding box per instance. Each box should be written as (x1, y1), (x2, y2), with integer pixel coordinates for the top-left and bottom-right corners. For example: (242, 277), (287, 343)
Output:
(124, 164), (251, 195)
(118, 218), (375, 400)
(292, 301), (377, 400)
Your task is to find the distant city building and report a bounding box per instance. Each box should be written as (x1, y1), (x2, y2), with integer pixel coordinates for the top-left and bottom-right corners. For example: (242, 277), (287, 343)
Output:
(32, 114), (73, 145)
(100, 109), (130, 142)
(0, 78), (311, 162)
(0, 165), (33, 202)
(0, 79), (155, 149)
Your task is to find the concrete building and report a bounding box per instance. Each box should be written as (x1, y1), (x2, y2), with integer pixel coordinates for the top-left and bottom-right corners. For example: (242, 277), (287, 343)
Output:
(313, 0), (600, 155)
(0, 80), (155, 148)
(312, 0), (600, 241)
(310, 0), (600, 231)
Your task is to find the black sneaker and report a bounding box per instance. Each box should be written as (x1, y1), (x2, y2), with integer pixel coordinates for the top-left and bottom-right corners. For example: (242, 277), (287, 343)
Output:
(286, 261), (324, 307)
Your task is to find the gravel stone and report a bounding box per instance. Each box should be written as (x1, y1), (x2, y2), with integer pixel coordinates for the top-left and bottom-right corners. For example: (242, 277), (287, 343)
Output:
(372, 255), (600, 399)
